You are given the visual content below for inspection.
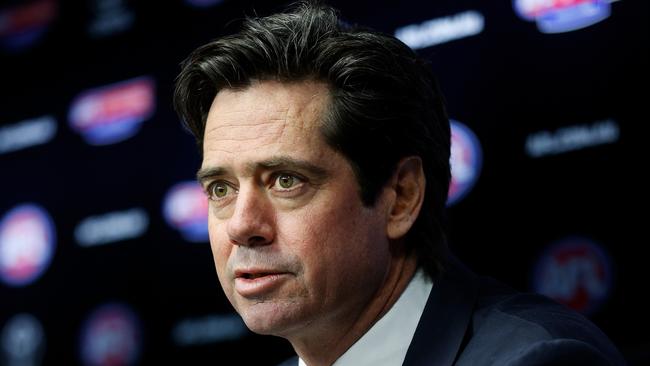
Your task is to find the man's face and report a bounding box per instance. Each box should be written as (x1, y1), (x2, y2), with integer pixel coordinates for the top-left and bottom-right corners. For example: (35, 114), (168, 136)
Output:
(199, 80), (393, 340)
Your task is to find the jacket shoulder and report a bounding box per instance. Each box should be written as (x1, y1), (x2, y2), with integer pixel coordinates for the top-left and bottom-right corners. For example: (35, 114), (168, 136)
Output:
(455, 277), (626, 365)
(502, 338), (619, 366)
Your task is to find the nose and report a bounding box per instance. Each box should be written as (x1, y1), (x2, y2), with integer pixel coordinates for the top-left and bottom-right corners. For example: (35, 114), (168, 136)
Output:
(226, 186), (274, 247)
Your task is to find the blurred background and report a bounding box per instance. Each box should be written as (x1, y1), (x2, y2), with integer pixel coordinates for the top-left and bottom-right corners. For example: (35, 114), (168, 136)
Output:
(0, 0), (647, 365)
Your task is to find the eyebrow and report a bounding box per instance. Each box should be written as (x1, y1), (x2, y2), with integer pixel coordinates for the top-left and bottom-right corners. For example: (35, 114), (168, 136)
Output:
(196, 156), (330, 185)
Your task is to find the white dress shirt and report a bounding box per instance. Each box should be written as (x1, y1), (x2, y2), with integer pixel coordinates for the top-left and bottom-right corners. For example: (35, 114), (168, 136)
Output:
(298, 269), (433, 366)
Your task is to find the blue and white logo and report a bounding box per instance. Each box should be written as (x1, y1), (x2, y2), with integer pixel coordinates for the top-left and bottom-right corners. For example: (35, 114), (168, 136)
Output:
(0, 204), (56, 287)
(513, 0), (610, 34)
(79, 303), (141, 366)
(532, 236), (613, 315)
(448, 120), (482, 206)
(68, 76), (155, 146)
(163, 181), (209, 242)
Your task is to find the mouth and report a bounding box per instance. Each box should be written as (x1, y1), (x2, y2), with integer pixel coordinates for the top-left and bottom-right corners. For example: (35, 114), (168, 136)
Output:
(234, 269), (286, 280)
(238, 272), (274, 279)
(233, 269), (291, 297)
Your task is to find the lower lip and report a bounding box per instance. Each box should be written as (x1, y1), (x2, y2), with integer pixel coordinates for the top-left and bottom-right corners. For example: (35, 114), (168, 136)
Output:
(234, 273), (290, 297)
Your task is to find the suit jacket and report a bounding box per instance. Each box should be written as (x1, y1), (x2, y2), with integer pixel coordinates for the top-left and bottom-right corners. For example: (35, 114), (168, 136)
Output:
(278, 258), (627, 366)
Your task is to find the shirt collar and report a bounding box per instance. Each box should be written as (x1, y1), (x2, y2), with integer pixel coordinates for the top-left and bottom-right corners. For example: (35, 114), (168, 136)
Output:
(298, 268), (433, 366)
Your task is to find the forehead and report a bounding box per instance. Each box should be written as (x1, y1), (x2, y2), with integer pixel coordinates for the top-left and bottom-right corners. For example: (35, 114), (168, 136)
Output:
(202, 80), (331, 165)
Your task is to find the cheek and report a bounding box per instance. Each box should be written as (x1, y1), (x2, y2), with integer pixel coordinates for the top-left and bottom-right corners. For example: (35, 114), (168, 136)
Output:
(208, 216), (231, 281)
(283, 196), (387, 279)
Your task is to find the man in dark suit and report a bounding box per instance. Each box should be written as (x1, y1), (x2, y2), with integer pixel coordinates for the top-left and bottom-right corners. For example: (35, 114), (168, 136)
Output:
(173, 1), (625, 365)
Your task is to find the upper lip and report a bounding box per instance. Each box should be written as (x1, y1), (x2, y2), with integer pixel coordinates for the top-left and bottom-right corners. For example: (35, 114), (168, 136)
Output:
(234, 268), (286, 279)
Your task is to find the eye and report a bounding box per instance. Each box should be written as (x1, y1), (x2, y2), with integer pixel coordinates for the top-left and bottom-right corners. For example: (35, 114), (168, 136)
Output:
(207, 181), (234, 200)
(278, 174), (295, 189)
(273, 173), (302, 191)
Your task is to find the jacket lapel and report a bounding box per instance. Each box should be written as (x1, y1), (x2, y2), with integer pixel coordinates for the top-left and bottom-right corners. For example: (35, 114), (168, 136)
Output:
(402, 258), (479, 366)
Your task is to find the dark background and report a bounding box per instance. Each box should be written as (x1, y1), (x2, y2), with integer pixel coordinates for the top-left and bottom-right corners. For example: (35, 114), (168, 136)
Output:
(1, 0), (647, 365)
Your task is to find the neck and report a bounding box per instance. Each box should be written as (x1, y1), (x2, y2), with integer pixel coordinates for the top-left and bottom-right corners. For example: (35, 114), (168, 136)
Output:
(291, 251), (419, 366)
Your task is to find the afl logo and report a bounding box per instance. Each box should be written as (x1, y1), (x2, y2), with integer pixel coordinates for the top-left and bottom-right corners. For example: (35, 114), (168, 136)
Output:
(533, 237), (613, 314)
(163, 181), (209, 242)
(68, 76), (155, 145)
(448, 120), (482, 206)
(0, 204), (56, 287)
(513, 0), (610, 34)
(79, 303), (141, 366)
(0, 0), (57, 53)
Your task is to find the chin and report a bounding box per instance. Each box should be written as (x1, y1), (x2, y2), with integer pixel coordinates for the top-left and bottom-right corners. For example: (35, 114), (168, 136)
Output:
(238, 301), (303, 337)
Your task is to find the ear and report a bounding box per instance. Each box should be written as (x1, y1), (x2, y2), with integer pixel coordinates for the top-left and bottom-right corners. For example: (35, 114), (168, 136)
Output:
(386, 156), (425, 240)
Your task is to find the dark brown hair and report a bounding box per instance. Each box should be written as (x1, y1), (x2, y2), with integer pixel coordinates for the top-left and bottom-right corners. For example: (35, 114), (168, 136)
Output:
(174, 1), (451, 278)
